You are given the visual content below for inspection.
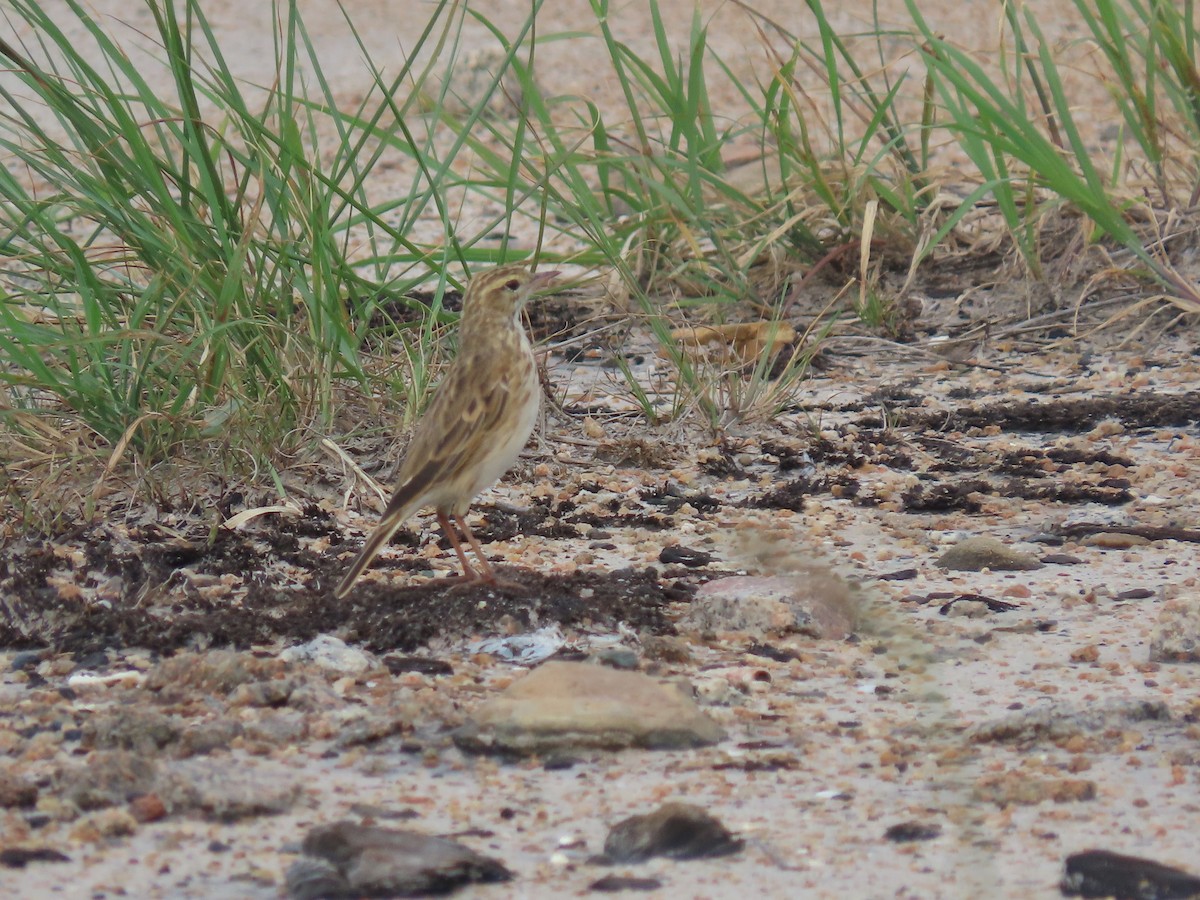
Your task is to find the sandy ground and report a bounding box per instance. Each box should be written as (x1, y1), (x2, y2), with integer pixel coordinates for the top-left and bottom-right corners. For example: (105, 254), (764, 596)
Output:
(3, 3), (1200, 899)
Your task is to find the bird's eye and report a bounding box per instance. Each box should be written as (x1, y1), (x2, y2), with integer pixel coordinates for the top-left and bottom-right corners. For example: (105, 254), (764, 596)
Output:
(504, 278), (521, 291)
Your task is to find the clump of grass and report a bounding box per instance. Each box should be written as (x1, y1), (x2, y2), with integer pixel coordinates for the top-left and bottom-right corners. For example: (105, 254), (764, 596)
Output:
(3, 0), (1199, 507)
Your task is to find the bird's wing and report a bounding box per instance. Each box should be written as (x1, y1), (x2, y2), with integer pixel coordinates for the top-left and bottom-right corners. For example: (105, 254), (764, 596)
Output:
(392, 352), (519, 508)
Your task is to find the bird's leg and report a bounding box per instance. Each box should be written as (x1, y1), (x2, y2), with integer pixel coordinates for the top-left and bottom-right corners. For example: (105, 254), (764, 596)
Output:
(453, 513), (499, 584)
(437, 510), (480, 581)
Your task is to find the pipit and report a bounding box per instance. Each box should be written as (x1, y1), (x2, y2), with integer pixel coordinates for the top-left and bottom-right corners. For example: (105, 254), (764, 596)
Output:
(334, 265), (558, 598)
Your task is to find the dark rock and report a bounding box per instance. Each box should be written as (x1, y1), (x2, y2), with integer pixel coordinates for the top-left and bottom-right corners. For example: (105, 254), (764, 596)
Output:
(589, 874), (664, 892)
(1061, 848), (1200, 899)
(658, 546), (714, 567)
(287, 820), (511, 898)
(884, 821), (943, 842)
(876, 568), (918, 581)
(1042, 554), (1083, 565)
(10, 651), (45, 671)
(1117, 588), (1156, 600)
(382, 656), (453, 676)
(0, 847), (71, 868)
(595, 648), (639, 670)
(603, 803), (743, 863)
(938, 594), (1021, 616)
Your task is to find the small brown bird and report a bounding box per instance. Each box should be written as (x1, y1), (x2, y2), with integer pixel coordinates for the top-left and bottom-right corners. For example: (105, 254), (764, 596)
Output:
(335, 265), (558, 598)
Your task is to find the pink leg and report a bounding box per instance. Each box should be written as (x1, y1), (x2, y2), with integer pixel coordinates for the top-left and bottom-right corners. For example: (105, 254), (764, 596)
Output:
(437, 510), (480, 581)
(453, 513), (498, 584)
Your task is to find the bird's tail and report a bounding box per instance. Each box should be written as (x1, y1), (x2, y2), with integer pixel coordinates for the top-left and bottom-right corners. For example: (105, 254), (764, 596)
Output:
(333, 500), (417, 598)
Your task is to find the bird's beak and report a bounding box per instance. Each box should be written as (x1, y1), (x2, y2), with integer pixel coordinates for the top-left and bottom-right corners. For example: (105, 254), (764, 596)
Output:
(528, 270), (560, 293)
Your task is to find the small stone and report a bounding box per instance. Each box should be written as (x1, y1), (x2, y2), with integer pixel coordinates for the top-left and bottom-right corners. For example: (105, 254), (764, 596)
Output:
(658, 545), (714, 567)
(69, 808), (138, 842)
(639, 635), (692, 664)
(974, 773), (1096, 808)
(589, 874), (664, 892)
(1062, 849), (1200, 899)
(382, 656), (453, 676)
(1081, 532), (1150, 549)
(603, 803), (743, 863)
(156, 758), (301, 821)
(453, 661), (724, 755)
(970, 699), (1170, 746)
(0, 847), (71, 868)
(145, 650), (283, 696)
(128, 793), (167, 823)
(883, 821), (942, 842)
(595, 648), (639, 670)
(1116, 588), (1155, 600)
(280, 635), (375, 675)
(81, 708), (181, 754)
(1149, 596), (1200, 663)
(54, 751), (158, 812)
(0, 770), (38, 809)
(936, 536), (1042, 572)
(1070, 645), (1101, 663)
(684, 573), (858, 639)
(288, 820), (511, 898)
(944, 599), (991, 619)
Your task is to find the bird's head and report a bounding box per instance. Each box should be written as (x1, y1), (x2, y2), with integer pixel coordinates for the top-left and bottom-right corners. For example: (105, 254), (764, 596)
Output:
(461, 265), (559, 326)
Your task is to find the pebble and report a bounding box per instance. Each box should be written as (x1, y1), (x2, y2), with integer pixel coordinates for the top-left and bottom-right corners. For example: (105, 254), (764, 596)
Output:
(453, 661), (724, 754)
(602, 802), (743, 863)
(936, 536), (1042, 571)
(1082, 532), (1150, 549)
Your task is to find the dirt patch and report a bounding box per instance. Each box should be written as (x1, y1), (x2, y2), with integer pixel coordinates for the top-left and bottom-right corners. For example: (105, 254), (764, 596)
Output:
(1, 521), (682, 656)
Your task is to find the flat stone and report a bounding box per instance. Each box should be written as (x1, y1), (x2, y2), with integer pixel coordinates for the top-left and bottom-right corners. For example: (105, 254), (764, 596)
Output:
(287, 821), (511, 899)
(682, 574), (858, 639)
(453, 661), (724, 754)
(156, 757), (301, 821)
(145, 650), (284, 696)
(970, 699), (1170, 746)
(937, 536), (1042, 571)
